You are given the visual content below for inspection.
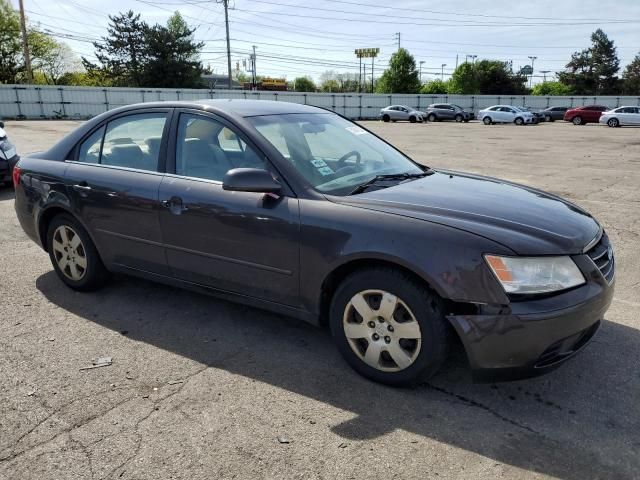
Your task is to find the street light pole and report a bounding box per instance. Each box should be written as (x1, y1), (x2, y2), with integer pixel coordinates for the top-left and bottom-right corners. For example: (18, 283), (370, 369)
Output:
(528, 56), (537, 88)
(441, 64), (446, 81)
(540, 70), (551, 83)
(470, 55), (477, 65)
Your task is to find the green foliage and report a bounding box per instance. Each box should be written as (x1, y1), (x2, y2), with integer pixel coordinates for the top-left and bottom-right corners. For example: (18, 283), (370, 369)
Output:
(420, 79), (449, 94)
(0, 0), (22, 83)
(558, 29), (620, 95)
(83, 10), (203, 88)
(375, 48), (421, 94)
(293, 76), (315, 92)
(531, 81), (573, 96)
(320, 79), (340, 92)
(142, 12), (204, 88)
(621, 53), (640, 95)
(446, 60), (526, 94)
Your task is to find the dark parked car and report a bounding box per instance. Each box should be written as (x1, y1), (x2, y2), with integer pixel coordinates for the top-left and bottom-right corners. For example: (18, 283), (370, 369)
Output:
(564, 105), (609, 125)
(0, 121), (20, 186)
(540, 106), (569, 122)
(425, 104), (473, 122)
(13, 100), (614, 386)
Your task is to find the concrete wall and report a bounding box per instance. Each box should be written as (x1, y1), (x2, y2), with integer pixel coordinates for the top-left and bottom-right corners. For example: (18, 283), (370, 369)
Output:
(1, 84), (639, 120)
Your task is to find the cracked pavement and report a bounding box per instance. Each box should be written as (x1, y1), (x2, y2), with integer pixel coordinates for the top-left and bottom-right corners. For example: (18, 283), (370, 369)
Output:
(1, 119), (639, 479)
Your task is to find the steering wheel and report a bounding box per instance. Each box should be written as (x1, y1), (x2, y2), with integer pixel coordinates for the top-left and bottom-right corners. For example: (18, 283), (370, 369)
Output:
(337, 150), (361, 168)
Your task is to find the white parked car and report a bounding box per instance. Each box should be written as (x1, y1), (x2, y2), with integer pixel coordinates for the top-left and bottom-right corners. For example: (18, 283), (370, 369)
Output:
(478, 105), (537, 125)
(599, 106), (640, 127)
(379, 105), (425, 123)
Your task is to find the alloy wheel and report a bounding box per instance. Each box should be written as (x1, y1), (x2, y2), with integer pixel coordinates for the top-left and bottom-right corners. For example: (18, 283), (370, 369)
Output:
(608, 118), (619, 128)
(342, 289), (422, 372)
(52, 225), (87, 281)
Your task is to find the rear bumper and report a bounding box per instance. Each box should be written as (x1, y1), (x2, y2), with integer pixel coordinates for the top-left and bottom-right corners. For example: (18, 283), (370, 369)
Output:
(448, 266), (614, 383)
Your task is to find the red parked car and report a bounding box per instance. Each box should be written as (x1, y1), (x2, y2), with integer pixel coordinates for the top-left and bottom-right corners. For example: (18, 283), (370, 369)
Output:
(563, 105), (609, 125)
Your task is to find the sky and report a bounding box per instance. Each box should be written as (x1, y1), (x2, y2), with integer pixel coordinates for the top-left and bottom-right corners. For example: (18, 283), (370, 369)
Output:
(14, 0), (640, 85)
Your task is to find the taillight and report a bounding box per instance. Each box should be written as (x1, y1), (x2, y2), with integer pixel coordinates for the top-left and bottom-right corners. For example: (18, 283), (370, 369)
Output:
(12, 165), (21, 187)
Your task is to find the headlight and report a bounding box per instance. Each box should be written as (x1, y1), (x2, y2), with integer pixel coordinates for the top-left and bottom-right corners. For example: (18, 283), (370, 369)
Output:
(484, 255), (585, 294)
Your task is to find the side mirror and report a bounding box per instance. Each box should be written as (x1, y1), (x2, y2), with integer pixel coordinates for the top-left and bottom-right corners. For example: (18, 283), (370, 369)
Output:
(223, 168), (282, 194)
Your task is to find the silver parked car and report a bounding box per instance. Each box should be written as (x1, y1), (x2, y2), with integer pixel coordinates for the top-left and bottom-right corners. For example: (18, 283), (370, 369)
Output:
(425, 104), (473, 122)
(478, 105), (536, 125)
(0, 121), (20, 186)
(379, 105), (425, 123)
(599, 106), (640, 127)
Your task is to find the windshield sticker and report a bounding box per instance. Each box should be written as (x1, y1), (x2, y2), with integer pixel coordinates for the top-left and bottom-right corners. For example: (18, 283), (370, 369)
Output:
(345, 126), (367, 135)
(318, 166), (334, 176)
(311, 159), (328, 167)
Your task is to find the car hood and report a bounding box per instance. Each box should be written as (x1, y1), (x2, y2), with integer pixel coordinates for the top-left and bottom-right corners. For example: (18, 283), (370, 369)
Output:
(330, 170), (599, 255)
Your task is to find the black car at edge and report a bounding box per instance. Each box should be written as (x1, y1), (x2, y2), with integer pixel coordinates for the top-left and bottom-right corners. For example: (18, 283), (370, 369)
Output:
(13, 100), (614, 386)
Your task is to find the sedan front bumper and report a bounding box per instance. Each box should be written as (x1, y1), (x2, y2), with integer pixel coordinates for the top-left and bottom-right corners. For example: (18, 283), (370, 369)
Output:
(447, 257), (614, 382)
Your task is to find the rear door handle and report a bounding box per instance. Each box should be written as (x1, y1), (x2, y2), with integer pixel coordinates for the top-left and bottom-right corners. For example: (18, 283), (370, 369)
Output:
(162, 196), (188, 215)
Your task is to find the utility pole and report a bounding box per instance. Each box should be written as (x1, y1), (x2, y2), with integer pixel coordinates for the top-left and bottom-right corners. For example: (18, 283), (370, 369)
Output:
(252, 45), (257, 90)
(18, 0), (32, 84)
(455, 54), (458, 70)
(528, 55), (537, 88)
(441, 64), (446, 81)
(395, 32), (401, 51)
(419, 61), (425, 82)
(358, 56), (362, 93)
(371, 55), (374, 93)
(218, 0), (232, 89)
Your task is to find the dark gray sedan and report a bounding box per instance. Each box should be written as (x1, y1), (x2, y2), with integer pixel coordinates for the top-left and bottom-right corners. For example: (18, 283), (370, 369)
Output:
(540, 106), (569, 122)
(13, 100), (614, 386)
(425, 104), (473, 122)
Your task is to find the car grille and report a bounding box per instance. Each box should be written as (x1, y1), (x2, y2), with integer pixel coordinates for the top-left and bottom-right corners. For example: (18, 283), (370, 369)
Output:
(585, 231), (614, 284)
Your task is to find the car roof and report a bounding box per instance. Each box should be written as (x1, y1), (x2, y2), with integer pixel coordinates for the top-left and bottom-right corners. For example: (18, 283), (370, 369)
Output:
(112, 99), (327, 118)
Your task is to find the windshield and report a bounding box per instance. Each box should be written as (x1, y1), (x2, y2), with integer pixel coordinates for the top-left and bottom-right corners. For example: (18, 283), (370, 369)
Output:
(248, 113), (425, 195)
(452, 104), (464, 111)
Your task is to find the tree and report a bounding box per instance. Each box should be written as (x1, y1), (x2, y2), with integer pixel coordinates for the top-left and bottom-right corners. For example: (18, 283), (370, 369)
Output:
(293, 76), (315, 92)
(83, 11), (148, 87)
(320, 79), (340, 92)
(420, 79), (448, 94)
(141, 12), (203, 88)
(35, 42), (81, 85)
(474, 60), (527, 94)
(375, 48), (421, 94)
(531, 81), (573, 96)
(622, 53), (640, 95)
(0, 0), (22, 83)
(558, 29), (620, 95)
(448, 62), (479, 94)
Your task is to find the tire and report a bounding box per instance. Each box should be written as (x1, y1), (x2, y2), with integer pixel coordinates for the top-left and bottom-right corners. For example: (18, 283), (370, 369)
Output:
(329, 268), (450, 387)
(572, 116), (583, 125)
(382, 114), (390, 122)
(482, 116), (492, 125)
(514, 117), (524, 125)
(409, 115), (417, 123)
(454, 114), (463, 123)
(46, 214), (108, 291)
(463, 119), (469, 123)
(544, 114), (552, 122)
(427, 113), (437, 122)
(392, 120), (397, 123)
(607, 118), (619, 128)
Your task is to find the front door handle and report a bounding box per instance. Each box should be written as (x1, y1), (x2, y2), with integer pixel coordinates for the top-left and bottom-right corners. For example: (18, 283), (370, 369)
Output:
(162, 196), (188, 215)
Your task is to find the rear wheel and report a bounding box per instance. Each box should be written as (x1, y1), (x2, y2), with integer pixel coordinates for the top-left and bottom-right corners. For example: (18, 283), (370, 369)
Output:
(427, 113), (437, 122)
(382, 114), (390, 122)
(607, 118), (619, 128)
(572, 116), (583, 125)
(454, 114), (463, 122)
(329, 268), (449, 386)
(483, 116), (492, 125)
(46, 214), (108, 291)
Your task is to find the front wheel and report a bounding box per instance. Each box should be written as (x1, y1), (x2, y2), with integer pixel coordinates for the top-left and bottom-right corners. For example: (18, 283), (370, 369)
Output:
(454, 114), (463, 123)
(545, 115), (552, 122)
(482, 116), (492, 125)
(382, 114), (390, 122)
(572, 116), (583, 125)
(607, 118), (619, 128)
(329, 268), (449, 386)
(46, 214), (108, 291)
(409, 115), (417, 123)
(427, 113), (437, 122)
(514, 117), (524, 125)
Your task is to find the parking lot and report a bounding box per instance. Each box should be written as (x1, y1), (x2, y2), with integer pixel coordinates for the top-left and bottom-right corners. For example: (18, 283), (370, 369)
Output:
(1, 119), (639, 479)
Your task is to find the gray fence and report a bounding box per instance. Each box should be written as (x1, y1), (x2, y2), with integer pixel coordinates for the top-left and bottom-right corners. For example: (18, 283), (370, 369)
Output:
(1, 84), (639, 120)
